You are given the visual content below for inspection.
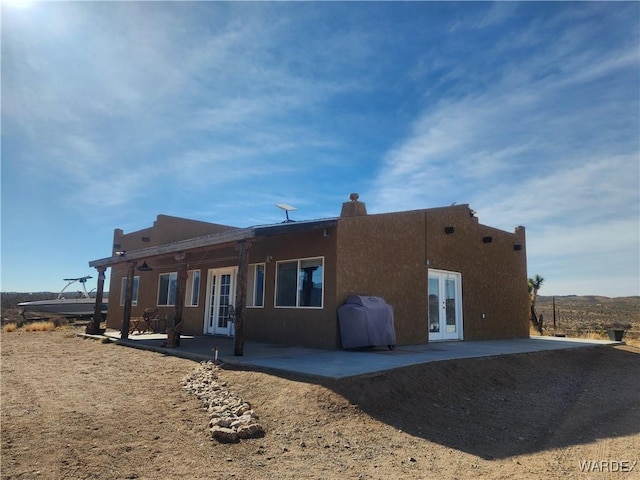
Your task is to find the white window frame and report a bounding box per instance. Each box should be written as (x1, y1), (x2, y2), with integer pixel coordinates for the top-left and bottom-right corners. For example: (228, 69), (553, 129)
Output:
(157, 272), (178, 306)
(275, 256), (324, 309)
(185, 269), (201, 307)
(247, 263), (266, 308)
(119, 276), (139, 307)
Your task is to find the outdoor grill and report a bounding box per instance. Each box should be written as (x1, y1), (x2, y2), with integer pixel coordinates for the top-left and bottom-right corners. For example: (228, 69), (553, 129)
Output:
(337, 295), (396, 350)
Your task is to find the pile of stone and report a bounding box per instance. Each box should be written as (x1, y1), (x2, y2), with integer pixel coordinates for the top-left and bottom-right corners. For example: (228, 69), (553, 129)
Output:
(182, 361), (265, 443)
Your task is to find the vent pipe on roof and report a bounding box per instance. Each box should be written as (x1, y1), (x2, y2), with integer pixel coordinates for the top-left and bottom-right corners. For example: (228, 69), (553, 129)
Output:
(340, 193), (368, 217)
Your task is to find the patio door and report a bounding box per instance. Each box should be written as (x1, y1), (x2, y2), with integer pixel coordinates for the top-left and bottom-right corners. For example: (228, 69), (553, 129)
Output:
(428, 270), (463, 341)
(204, 267), (237, 336)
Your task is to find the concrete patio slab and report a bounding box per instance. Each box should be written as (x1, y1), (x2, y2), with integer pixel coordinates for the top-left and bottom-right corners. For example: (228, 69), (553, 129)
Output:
(90, 330), (623, 379)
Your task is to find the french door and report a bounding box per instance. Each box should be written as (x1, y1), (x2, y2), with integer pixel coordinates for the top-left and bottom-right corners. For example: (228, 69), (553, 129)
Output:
(204, 267), (237, 336)
(428, 270), (463, 341)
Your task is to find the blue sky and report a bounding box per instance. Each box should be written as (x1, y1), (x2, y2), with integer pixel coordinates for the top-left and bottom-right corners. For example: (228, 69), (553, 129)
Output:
(2, 1), (638, 297)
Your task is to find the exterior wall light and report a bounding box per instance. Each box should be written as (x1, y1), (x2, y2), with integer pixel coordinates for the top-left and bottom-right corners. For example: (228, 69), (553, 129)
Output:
(137, 261), (153, 271)
(482, 236), (493, 243)
(444, 226), (455, 234)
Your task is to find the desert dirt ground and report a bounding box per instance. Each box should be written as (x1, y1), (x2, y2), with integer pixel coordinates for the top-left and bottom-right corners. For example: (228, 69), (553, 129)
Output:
(2, 327), (639, 480)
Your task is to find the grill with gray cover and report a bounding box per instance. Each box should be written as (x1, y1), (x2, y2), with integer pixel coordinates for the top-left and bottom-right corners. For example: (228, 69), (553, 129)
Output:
(338, 295), (396, 350)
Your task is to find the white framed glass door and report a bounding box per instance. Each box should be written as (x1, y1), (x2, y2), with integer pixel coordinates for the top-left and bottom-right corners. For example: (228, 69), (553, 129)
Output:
(204, 267), (237, 336)
(428, 270), (463, 341)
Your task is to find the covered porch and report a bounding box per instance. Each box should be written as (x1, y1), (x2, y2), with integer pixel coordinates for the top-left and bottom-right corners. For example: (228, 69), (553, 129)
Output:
(86, 226), (256, 354)
(86, 218), (338, 355)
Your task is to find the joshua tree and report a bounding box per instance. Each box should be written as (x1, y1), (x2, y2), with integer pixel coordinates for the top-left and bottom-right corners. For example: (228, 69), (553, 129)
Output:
(528, 274), (544, 335)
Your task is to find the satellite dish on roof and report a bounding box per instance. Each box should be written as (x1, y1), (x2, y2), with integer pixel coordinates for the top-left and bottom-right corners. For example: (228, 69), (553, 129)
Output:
(276, 203), (297, 223)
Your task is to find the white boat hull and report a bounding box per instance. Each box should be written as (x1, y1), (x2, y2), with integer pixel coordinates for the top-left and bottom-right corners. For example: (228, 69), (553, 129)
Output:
(18, 298), (108, 319)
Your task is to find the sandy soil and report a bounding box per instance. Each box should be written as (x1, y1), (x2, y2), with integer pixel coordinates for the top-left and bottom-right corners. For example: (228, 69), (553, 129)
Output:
(2, 327), (639, 479)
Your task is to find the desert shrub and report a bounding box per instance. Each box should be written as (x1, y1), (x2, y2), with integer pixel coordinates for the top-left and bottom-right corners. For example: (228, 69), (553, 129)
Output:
(23, 321), (56, 332)
(52, 317), (69, 327)
(2, 323), (18, 333)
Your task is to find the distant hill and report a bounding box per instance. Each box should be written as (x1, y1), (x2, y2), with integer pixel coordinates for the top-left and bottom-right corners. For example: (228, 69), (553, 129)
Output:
(536, 295), (639, 342)
(540, 294), (639, 303)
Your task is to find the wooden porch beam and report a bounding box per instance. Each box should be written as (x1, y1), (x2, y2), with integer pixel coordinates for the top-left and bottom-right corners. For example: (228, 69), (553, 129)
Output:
(166, 253), (187, 348)
(88, 217), (336, 269)
(234, 240), (251, 356)
(86, 266), (106, 335)
(89, 228), (257, 268)
(120, 261), (136, 339)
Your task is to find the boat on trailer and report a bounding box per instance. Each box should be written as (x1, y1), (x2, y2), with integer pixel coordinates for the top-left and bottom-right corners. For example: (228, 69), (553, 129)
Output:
(18, 276), (108, 319)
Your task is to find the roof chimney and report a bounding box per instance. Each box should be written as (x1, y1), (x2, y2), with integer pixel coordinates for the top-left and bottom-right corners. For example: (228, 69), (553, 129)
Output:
(340, 193), (367, 217)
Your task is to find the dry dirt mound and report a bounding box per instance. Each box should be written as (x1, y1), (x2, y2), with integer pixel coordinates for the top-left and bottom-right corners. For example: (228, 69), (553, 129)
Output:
(2, 328), (639, 479)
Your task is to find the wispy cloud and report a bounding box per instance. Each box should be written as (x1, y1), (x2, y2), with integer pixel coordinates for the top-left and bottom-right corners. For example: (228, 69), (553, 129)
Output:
(3, 2), (362, 214)
(449, 2), (518, 32)
(2, 2), (637, 294)
(370, 4), (638, 210)
(367, 3), (638, 295)
(477, 153), (638, 226)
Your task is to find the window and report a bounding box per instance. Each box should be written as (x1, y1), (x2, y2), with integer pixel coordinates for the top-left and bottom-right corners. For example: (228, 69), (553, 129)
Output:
(247, 263), (265, 307)
(120, 276), (139, 306)
(158, 272), (178, 306)
(276, 257), (323, 308)
(276, 261), (298, 307)
(185, 270), (200, 307)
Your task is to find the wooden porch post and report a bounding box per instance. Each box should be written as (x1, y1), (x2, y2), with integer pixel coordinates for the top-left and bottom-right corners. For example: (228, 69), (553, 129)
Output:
(166, 253), (187, 348)
(234, 240), (251, 356)
(86, 266), (106, 335)
(120, 261), (136, 339)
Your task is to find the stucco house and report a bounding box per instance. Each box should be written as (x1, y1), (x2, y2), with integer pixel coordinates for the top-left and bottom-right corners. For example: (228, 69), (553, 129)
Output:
(87, 195), (529, 351)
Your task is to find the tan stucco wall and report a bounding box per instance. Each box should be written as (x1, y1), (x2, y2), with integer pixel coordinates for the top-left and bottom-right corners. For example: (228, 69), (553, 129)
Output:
(424, 206), (529, 340)
(335, 205), (529, 345)
(112, 214), (237, 254)
(244, 227), (339, 349)
(336, 210), (430, 345)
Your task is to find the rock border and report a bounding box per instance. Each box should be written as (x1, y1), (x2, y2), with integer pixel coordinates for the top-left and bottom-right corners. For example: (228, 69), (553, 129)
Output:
(182, 361), (265, 443)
